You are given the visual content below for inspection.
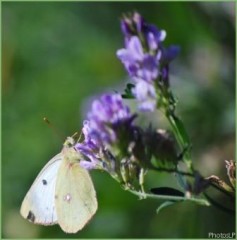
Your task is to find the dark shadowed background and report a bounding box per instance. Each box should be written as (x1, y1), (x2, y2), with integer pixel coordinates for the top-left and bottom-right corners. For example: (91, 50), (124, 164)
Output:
(2, 2), (235, 238)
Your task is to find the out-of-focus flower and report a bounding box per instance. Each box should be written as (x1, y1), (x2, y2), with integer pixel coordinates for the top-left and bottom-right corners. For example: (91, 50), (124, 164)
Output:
(117, 12), (180, 112)
(146, 129), (177, 168)
(161, 45), (180, 64)
(120, 12), (166, 49)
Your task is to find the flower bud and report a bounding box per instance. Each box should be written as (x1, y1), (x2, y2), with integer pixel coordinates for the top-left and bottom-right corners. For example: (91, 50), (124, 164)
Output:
(120, 158), (141, 189)
(147, 129), (178, 168)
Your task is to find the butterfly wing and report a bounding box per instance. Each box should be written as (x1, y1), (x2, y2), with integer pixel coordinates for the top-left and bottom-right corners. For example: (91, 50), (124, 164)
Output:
(55, 156), (98, 233)
(20, 154), (62, 225)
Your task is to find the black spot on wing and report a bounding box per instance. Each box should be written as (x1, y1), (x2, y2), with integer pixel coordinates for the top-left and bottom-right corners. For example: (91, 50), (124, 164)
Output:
(42, 179), (47, 185)
(27, 211), (35, 223)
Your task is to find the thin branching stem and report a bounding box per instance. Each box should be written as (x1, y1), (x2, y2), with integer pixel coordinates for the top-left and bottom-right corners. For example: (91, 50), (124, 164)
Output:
(151, 166), (235, 199)
(150, 166), (193, 177)
(128, 189), (210, 206)
(203, 192), (235, 214)
(209, 182), (235, 199)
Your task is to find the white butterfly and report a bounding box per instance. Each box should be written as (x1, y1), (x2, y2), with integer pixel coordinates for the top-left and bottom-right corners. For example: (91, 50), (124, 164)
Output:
(20, 137), (98, 233)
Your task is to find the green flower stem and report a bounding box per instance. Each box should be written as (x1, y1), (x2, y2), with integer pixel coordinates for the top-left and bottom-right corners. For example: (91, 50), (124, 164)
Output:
(166, 114), (184, 147)
(210, 182), (235, 198)
(165, 112), (193, 170)
(128, 189), (210, 206)
(157, 87), (192, 169)
(151, 166), (234, 199)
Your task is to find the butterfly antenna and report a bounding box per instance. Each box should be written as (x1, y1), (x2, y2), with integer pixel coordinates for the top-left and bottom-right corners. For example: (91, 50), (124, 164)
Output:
(71, 131), (83, 143)
(78, 131), (83, 143)
(43, 117), (64, 140)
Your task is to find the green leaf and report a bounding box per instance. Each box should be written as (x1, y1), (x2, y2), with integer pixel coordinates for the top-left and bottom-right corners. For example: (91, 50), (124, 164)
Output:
(121, 83), (135, 99)
(172, 114), (190, 146)
(156, 201), (176, 214)
(126, 83), (135, 90)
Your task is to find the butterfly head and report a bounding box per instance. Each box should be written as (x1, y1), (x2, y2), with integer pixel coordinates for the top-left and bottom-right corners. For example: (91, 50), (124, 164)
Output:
(63, 137), (83, 164)
(63, 137), (75, 148)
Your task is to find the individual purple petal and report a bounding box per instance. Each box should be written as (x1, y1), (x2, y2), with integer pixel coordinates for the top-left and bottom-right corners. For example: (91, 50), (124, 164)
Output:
(159, 30), (166, 42)
(139, 101), (157, 112)
(133, 12), (144, 33)
(133, 80), (156, 100)
(144, 24), (166, 43)
(121, 19), (131, 36)
(127, 36), (144, 61)
(116, 49), (136, 63)
(117, 38), (144, 80)
(132, 80), (157, 112)
(147, 32), (158, 51)
(156, 50), (162, 61)
(76, 141), (102, 170)
(139, 55), (159, 81)
(79, 160), (98, 170)
(117, 37), (143, 63)
(162, 66), (169, 83)
(75, 140), (99, 155)
(126, 62), (139, 77)
(82, 120), (94, 142)
(120, 12), (144, 37)
(162, 45), (180, 63)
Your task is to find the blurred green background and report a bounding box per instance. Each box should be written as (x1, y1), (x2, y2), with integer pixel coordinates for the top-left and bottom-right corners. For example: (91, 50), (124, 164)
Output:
(2, 2), (235, 238)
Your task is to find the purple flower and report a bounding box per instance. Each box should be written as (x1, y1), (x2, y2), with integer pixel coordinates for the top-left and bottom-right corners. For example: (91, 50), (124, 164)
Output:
(75, 94), (137, 171)
(117, 36), (160, 82)
(117, 12), (180, 113)
(79, 157), (99, 170)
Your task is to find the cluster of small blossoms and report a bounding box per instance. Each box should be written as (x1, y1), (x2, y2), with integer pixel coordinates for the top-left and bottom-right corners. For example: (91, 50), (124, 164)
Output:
(117, 12), (179, 112)
(75, 12), (180, 190)
(75, 94), (148, 187)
